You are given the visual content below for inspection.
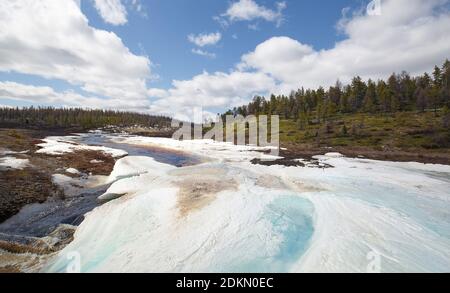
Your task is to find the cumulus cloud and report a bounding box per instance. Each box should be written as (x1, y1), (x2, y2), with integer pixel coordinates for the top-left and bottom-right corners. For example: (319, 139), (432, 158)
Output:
(220, 0), (286, 26)
(93, 0), (128, 26)
(147, 88), (168, 98)
(0, 81), (115, 109)
(0, 0), (152, 110)
(239, 0), (450, 91)
(151, 0), (450, 119)
(2, 0), (449, 122)
(0, 81), (154, 111)
(149, 71), (276, 121)
(188, 32), (222, 47)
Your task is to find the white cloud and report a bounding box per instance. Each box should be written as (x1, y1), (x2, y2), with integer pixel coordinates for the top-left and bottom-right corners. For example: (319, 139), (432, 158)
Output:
(188, 32), (222, 47)
(149, 71), (276, 121)
(220, 0), (286, 26)
(0, 81), (109, 109)
(191, 49), (216, 59)
(150, 0), (450, 119)
(93, 0), (128, 26)
(0, 0), (151, 110)
(0, 81), (154, 111)
(147, 88), (168, 98)
(239, 0), (450, 91)
(2, 0), (449, 122)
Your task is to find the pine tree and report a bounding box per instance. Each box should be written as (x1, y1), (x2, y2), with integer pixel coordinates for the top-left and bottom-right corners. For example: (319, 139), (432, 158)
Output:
(339, 85), (351, 113)
(415, 87), (427, 112)
(377, 81), (391, 114)
(363, 79), (377, 113)
(350, 76), (367, 112)
(441, 60), (450, 107)
(388, 74), (400, 112)
(433, 65), (442, 88)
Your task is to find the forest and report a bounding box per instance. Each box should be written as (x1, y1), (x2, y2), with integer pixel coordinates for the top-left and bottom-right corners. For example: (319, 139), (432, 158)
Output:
(224, 60), (450, 129)
(0, 107), (172, 130)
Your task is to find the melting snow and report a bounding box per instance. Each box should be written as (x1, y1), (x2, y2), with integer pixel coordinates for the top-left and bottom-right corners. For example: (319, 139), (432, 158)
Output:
(0, 156), (31, 170)
(37, 136), (128, 158)
(66, 168), (80, 175)
(39, 134), (450, 273)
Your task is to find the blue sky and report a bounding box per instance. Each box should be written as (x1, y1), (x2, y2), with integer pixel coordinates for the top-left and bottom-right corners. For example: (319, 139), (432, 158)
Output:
(80, 0), (359, 89)
(0, 0), (449, 120)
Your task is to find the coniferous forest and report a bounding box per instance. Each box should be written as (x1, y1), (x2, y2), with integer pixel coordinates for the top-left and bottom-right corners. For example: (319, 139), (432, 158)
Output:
(0, 107), (172, 130)
(225, 60), (450, 123)
(220, 60), (450, 152)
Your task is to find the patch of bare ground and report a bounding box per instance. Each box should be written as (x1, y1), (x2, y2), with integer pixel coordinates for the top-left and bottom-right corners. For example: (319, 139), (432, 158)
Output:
(0, 225), (75, 255)
(0, 128), (117, 223)
(288, 179), (325, 193)
(253, 143), (450, 166)
(171, 167), (238, 217)
(333, 146), (450, 165)
(0, 168), (61, 223)
(121, 126), (175, 138)
(250, 147), (333, 168)
(0, 265), (21, 273)
(0, 128), (124, 272)
(255, 174), (287, 190)
(50, 150), (116, 176)
(0, 250), (53, 273)
(0, 225), (75, 272)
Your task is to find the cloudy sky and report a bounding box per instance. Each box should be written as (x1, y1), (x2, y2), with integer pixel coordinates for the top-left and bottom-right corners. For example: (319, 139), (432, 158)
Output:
(0, 0), (449, 120)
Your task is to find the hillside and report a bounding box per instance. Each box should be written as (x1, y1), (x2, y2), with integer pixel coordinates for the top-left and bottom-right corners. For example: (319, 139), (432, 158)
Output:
(223, 60), (450, 164)
(276, 110), (450, 164)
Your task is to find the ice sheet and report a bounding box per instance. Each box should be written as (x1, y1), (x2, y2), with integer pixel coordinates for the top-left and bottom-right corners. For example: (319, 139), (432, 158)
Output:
(40, 135), (450, 273)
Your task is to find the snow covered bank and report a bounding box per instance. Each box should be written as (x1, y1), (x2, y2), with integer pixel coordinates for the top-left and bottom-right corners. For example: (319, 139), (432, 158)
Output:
(37, 136), (128, 158)
(0, 156), (30, 170)
(0, 149), (29, 156)
(41, 135), (450, 273)
(108, 136), (280, 162)
(45, 158), (315, 273)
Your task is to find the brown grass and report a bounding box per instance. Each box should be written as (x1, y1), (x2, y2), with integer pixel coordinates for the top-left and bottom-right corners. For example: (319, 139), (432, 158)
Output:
(0, 128), (118, 223)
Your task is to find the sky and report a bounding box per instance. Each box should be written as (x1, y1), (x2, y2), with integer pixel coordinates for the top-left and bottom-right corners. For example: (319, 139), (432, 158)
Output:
(0, 0), (449, 121)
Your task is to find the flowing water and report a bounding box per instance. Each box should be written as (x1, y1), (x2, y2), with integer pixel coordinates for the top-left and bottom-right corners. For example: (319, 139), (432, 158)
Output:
(76, 133), (200, 167)
(0, 133), (199, 238)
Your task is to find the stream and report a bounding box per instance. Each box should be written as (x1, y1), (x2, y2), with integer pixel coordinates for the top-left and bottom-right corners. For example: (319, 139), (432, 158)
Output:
(0, 133), (199, 238)
(76, 133), (200, 167)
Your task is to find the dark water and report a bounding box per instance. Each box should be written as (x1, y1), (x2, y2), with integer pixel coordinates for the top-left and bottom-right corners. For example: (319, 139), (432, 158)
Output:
(0, 133), (199, 237)
(77, 133), (199, 167)
(0, 191), (101, 237)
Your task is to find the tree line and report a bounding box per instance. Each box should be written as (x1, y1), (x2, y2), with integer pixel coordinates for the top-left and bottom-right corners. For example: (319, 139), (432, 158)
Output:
(224, 60), (450, 128)
(0, 107), (172, 129)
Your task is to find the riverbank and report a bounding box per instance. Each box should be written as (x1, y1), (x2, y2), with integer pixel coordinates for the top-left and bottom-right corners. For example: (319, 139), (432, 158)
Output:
(0, 128), (201, 272)
(1, 127), (449, 224)
(0, 128), (120, 223)
(43, 135), (450, 273)
(0, 128), (129, 272)
(1, 127), (450, 272)
(278, 143), (450, 166)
